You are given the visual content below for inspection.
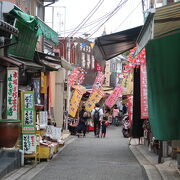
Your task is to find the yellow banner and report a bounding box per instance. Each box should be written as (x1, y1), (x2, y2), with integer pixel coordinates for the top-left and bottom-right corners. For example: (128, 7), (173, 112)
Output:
(85, 89), (104, 112)
(69, 89), (84, 117)
(122, 70), (134, 95)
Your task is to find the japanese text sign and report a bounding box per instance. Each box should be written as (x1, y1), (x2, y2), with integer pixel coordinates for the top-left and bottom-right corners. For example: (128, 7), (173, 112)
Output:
(22, 134), (36, 154)
(21, 91), (36, 133)
(7, 68), (18, 120)
(85, 89), (104, 112)
(140, 62), (149, 119)
(92, 71), (104, 90)
(69, 89), (84, 117)
(105, 85), (122, 108)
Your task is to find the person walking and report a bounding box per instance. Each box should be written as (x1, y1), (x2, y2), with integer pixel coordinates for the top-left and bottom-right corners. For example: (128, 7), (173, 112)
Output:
(112, 104), (119, 126)
(91, 103), (103, 138)
(77, 105), (88, 137)
(101, 116), (108, 138)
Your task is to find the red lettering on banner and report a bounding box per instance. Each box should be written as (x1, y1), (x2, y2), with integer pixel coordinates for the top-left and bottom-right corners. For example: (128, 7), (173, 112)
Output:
(140, 62), (149, 119)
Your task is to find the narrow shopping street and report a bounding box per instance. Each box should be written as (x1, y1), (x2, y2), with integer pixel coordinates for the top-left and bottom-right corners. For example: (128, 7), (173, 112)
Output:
(30, 126), (148, 180)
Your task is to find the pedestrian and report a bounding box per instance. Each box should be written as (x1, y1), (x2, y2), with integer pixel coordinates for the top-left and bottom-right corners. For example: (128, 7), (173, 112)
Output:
(122, 104), (128, 115)
(112, 104), (119, 125)
(77, 105), (88, 137)
(91, 103), (103, 138)
(101, 116), (108, 138)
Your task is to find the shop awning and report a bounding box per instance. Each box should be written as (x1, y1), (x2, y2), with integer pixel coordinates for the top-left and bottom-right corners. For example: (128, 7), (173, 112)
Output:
(0, 20), (19, 37)
(8, 56), (44, 70)
(94, 26), (142, 61)
(136, 2), (180, 54)
(0, 55), (22, 66)
(36, 51), (73, 71)
(9, 9), (58, 45)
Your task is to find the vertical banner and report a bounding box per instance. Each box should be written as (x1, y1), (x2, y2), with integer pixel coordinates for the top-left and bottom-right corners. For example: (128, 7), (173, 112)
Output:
(92, 71), (104, 90)
(105, 85), (122, 108)
(39, 111), (48, 129)
(85, 89), (104, 112)
(32, 78), (41, 105)
(95, 61), (102, 71)
(21, 91), (36, 133)
(67, 68), (80, 86)
(69, 89), (84, 117)
(22, 134), (36, 154)
(140, 62), (149, 119)
(7, 68), (18, 120)
(128, 95), (133, 127)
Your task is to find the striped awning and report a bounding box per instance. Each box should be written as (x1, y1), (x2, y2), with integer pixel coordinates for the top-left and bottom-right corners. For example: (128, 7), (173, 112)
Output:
(136, 2), (180, 54)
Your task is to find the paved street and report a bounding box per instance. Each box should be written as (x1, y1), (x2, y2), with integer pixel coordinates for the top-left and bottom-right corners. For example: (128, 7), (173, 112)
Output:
(31, 126), (148, 180)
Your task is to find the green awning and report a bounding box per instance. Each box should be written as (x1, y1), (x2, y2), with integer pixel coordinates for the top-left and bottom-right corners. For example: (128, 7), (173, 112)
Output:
(10, 9), (58, 45)
(146, 33), (180, 140)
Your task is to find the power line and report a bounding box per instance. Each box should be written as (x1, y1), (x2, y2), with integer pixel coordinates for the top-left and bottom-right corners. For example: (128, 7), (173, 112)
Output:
(67, 0), (104, 37)
(87, 0), (129, 39)
(113, 1), (142, 32)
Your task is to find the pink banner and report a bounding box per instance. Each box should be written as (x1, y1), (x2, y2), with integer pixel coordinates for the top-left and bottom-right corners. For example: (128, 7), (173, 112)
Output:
(92, 71), (104, 90)
(140, 61), (149, 119)
(128, 95), (133, 127)
(105, 85), (122, 108)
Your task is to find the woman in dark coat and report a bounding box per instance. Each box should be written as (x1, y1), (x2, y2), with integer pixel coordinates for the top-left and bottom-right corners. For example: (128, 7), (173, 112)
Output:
(77, 105), (88, 137)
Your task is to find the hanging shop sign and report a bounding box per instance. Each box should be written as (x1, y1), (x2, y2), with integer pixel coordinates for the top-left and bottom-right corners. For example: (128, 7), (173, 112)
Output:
(85, 89), (104, 112)
(69, 89), (84, 117)
(7, 68), (19, 120)
(105, 85), (122, 108)
(140, 61), (149, 119)
(21, 91), (36, 133)
(22, 134), (36, 154)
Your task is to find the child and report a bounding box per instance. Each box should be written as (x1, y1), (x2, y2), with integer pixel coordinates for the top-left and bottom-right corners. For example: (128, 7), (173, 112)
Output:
(101, 116), (108, 138)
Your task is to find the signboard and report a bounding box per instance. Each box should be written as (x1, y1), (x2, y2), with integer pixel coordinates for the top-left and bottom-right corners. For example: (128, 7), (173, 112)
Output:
(21, 91), (36, 133)
(39, 111), (48, 129)
(22, 134), (36, 154)
(69, 89), (84, 117)
(85, 89), (104, 112)
(140, 62), (149, 119)
(92, 71), (104, 90)
(128, 95), (133, 127)
(95, 61), (102, 71)
(7, 68), (18, 120)
(105, 85), (122, 108)
(32, 78), (41, 105)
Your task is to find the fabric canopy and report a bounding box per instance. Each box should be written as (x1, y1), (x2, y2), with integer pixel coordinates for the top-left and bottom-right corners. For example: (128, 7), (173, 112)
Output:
(10, 9), (58, 45)
(136, 2), (180, 54)
(94, 26), (142, 61)
(146, 33), (180, 140)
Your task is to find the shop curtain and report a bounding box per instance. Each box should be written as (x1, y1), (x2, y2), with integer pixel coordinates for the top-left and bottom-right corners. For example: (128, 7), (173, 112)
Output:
(146, 33), (180, 140)
(132, 68), (144, 138)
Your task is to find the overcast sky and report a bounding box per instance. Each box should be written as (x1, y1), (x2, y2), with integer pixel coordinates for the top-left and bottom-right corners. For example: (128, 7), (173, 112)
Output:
(45, 0), (144, 40)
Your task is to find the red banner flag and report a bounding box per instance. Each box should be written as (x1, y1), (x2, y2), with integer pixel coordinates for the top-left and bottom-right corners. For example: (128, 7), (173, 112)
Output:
(140, 61), (149, 119)
(105, 85), (122, 108)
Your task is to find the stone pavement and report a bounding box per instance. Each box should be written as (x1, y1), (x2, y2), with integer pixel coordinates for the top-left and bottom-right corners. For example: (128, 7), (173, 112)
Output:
(2, 128), (180, 180)
(129, 138), (180, 180)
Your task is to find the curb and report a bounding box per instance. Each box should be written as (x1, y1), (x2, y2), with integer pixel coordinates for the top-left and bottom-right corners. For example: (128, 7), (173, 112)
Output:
(129, 140), (180, 180)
